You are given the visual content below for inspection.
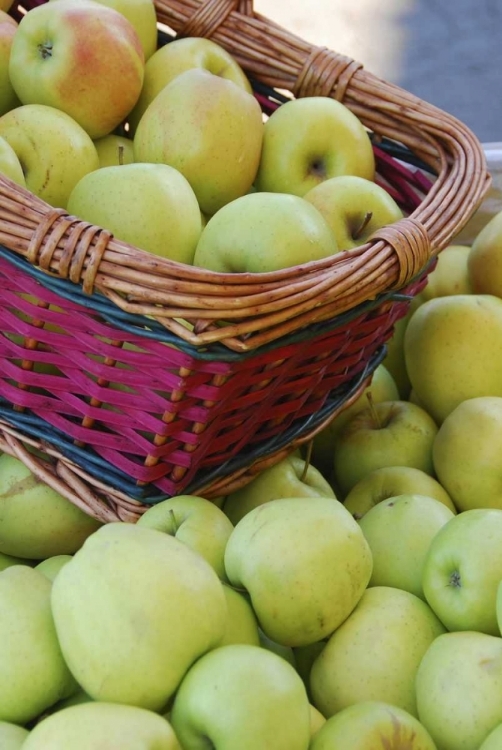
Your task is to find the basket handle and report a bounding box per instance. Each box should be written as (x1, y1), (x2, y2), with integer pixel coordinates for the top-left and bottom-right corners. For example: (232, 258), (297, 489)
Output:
(177, 0), (252, 39)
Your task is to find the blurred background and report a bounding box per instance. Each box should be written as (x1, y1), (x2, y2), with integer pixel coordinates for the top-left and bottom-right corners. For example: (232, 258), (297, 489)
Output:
(256, 0), (500, 145)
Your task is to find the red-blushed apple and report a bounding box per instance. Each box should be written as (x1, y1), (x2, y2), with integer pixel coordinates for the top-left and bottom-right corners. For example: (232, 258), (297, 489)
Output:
(0, 10), (19, 117)
(9, 0), (145, 139)
(255, 96), (375, 196)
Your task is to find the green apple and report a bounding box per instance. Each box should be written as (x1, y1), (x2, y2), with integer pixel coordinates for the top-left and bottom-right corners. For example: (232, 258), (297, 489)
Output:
(218, 583), (260, 647)
(310, 586), (445, 718)
(304, 174), (403, 250)
(50, 0), (158, 61)
(0, 565), (77, 725)
(309, 704), (326, 740)
(359, 494), (455, 599)
(0, 134), (25, 187)
(255, 96), (375, 196)
(343, 465), (457, 519)
(170, 644), (311, 750)
(51, 523), (227, 711)
(467, 210), (502, 296)
(0, 103), (99, 208)
(193, 191), (338, 272)
(128, 36), (253, 133)
(433, 396), (502, 510)
(22, 702), (181, 750)
(422, 508), (502, 635)
(416, 631), (502, 750)
(35, 554), (72, 581)
(311, 363), (399, 479)
(0, 11), (20, 118)
(0, 550), (33, 570)
(479, 723), (502, 750)
(382, 307), (415, 399)
(93, 133), (135, 167)
(67, 162), (201, 262)
(294, 641), (327, 700)
(9, 0), (145, 139)
(309, 701), (438, 750)
(224, 496), (372, 647)
(415, 244), (472, 302)
(0, 722), (29, 750)
(134, 68), (263, 216)
(259, 629), (297, 668)
(137, 494), (233, 580)
(222, 454), (335, 527)
(0, 453), (101, 559)
(332, 400), (438, 498)
(404, 295), (502, 424)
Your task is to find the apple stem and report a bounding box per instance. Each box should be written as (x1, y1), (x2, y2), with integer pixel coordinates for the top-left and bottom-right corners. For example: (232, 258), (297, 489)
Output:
(365, 391), (382, 429)
(353, 211), (373, 240)
(300, 442), (313, 482)
(118, 145), (124, 166)
(168, 508), (178, 533)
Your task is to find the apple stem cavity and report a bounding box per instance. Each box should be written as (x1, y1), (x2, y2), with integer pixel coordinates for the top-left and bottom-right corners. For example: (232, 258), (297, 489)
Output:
(353, 211), (373, 240)
(449, 570), (462, 588)
(38, 41), (54, 60)
(365, 391), (382, 430)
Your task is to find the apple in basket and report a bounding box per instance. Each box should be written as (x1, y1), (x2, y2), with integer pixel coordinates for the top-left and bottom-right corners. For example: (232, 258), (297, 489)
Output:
(9, 0), (145, 139)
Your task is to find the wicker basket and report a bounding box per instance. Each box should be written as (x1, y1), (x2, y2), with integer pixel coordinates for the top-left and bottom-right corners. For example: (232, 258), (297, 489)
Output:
(0, 0), (490, 522)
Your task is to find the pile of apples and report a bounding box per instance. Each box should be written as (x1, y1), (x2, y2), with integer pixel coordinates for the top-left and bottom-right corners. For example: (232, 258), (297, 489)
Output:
(0, 0), (406, 274)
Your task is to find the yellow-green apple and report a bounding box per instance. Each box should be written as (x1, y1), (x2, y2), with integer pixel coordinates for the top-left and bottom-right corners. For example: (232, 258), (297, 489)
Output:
(67, 162), (201, 262)
(0, 550), (33, 570)
(170, 644), (311, 750)
(311, 363), (399, 479)
(35, 554), (72, 581)
(193, 191), (338, 272)
(0, 453), (101, 559)
(0, 103), (99, 208)
(359, 494), (455, 599)
(50, 0), (158, 61)
(0, 11), (19, 118)
(0, 722), (29, 750)
(309, 701), (438, 750)
(93, 133), (135, 167)
(9, 0), (145, 139)
(255, 96), (375, 196)
(304, 174), (403, 250)
(433, 396), (502, 510)
(343, 465), (456, 519)
(136, 494), (234, 580)
(128, 36), (253, 133)
(294, 641), (327, 700)
(422, 508), (502, 635)
(310, 586), (445, 718)
(259, 630), (297, 668)
(222, 454), (335, 527)
(479, 723), (502, 750)
(467, 210), (502, 296)
(218, 583), (260, 647)
(382, 308), (414, 399)
(133, 68), (263, 216)
(416, 244), (472, 302)
(224, 496), (372, 647)
(332, 400), (438, 498)
(22, 702), (181, 750)
(51, 523), (227, 711)
(416, 631), (502, 750)
(0, 134), (25, 187)
(404, 295), (502, 424)
(309, 704), (326, 740)
(0, 565), (77, 725)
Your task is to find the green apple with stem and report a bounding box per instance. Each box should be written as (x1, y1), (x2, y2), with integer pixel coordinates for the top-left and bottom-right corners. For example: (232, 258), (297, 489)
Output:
(224, 496), (372, 647)
(467, 210), (502, 296)
(222, 454), (335, 527)
(416, 631), (502, 750)
(343, 465), (456, 519)
(309, 701), (438, 750)
(9, 0), (145, 139)
(134, 68), (263, 216)
(193, 191), (338, 272)
(137, 494), (234, 580)
(67, 162), (201, 262)
(332, 399), (438, 498)
(0, 103), (99, 208)
(22, 702), (181, 750)
(255, 96), (375, 197)
(422, 508), (502, 635)
(93, 134), (135, 167)
(0, 722), (29, 750)
(405, 295), (502, 424)
(218, 583), (260, 647)
(304, 174), (403, 251)
(170, 644), (311, 750)
(35, 554), (72, 582)
(0, 453), (101, 559)
(359, 494), (455, 599)
(51, 523), (227, 712)
(128, 36), (253, 133)
(310, 586), (445, 718)
(433, 396), (502, 511)
(0, 565), (78, 725)
(0, 11), (20, 118)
